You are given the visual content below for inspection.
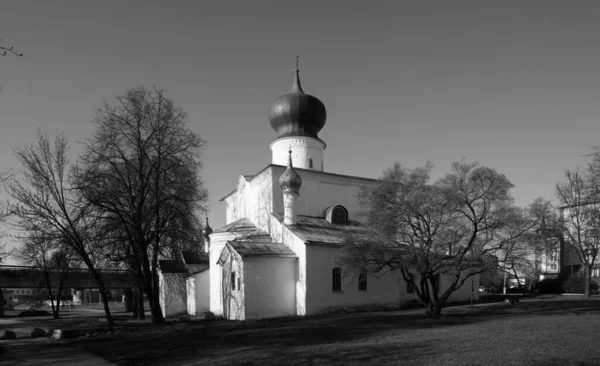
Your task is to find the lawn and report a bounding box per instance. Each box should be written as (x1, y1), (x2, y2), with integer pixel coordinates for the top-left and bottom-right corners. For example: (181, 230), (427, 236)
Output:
(61, 296), (600, 366)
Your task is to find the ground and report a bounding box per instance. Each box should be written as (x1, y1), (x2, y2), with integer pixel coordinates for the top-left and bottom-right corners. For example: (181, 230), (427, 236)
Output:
(3, 296), (600, 365)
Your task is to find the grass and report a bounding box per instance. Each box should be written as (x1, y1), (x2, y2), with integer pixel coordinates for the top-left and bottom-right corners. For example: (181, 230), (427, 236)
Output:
(6, 296), (600, 365)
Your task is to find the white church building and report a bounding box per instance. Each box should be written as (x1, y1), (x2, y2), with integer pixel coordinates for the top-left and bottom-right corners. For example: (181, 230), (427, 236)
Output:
(160, 66), (478, 320)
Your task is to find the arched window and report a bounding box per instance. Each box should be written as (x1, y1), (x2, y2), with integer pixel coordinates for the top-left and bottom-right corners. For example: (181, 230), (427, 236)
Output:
(358, 272), (368, 291)
(325, 205), (348, 225)
(332, 267), (342, 292)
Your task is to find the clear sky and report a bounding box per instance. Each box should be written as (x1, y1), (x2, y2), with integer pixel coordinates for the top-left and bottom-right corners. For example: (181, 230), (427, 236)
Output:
(1, 1), (600, 257)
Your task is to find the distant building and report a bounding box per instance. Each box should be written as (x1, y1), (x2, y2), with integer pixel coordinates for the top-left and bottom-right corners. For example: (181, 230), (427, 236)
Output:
(2, 290), (14, 310)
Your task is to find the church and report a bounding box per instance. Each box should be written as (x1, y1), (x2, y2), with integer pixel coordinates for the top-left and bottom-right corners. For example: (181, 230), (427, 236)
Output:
(159, 66), (479, 320)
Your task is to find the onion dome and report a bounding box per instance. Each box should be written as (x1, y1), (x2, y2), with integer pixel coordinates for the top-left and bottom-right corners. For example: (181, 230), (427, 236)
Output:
(202, 217), (213, 240)
(268, 65), (327, 140)
(279, 150), (302, 195)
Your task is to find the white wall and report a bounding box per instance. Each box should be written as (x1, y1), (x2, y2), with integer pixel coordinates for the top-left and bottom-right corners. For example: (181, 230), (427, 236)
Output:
(270, 215), (308, 315)
(194, 270), (210, 314)
(270, 166), (377, 224)
(209, 231), (238, 316)
(244, 256), (296, 319)
(159, 273), (187, 318)
(305, 245), (400, 314)
(271, 136), (325, 171)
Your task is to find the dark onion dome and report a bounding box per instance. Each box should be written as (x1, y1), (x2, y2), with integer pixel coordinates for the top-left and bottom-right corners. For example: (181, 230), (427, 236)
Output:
(202, 217), (213, 240)
(269, 68), (327, 140)
(279, 150), (302, 195)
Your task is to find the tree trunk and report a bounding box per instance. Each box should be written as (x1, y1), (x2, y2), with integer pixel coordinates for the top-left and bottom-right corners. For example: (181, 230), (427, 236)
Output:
(585, 264), (592, 298)
(136, 281), (145, 320)
(87, 266), (114, 325)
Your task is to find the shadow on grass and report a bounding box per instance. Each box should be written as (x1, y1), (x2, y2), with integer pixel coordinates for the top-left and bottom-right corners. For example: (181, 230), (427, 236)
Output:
(69, 297), (600, 365)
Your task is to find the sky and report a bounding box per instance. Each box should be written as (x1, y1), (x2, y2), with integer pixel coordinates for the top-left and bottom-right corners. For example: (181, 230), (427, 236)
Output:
(2, 1), (600, 259)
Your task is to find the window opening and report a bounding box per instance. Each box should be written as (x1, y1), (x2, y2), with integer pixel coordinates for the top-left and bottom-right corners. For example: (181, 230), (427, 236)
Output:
(332, 267), (342, 291)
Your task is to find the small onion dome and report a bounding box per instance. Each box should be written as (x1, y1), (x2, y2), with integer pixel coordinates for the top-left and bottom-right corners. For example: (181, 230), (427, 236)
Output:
(268, 68), (327, 140)
(279, 150), (302, 195)
(202, 217), (213, 240)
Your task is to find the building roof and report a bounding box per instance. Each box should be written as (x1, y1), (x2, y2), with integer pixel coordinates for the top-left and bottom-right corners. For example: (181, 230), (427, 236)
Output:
(181, 251), (209, 265)
(228, 239), (297, 257)
(217, 231), (297, 264)
(158, 260), (188, 274)
(272, 213), (370, 246)
(213, 218), (258, 234)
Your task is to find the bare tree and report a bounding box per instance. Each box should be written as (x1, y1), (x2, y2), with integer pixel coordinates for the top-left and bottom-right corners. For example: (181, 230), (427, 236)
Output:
(7, 129), (115, 324)
(556, 168), (600, 297)
(0, 41), (22, 93)
(74, 87), (208, 324)
(14, 231), (74, 318)
(338, 161), (536, 316)
(0, 43), (22, 57)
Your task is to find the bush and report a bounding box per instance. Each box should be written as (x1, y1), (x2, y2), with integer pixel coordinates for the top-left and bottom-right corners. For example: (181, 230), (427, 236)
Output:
(534, 278), (561, 294)
(561, 275), (599, 294)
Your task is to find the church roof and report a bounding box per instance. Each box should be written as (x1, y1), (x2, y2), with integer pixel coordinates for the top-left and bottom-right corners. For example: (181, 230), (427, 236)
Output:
(158, 260), (188, 274)
(213, 218), (258, 233)
(272, 213), (370, 246)
(227, 240), (297, 257)
(181, 251), (209, 265)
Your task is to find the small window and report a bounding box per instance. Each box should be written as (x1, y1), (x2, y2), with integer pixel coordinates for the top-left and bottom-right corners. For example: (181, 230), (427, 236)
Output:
(358, 272), (368, 291)
(237, 277), (241, 290)
(231, 272), (236, 290)
(550, 264), (557, 270)
(332, 267), (342, 292)
(331, 206), (348, 225)
(309, 158), (313, 168)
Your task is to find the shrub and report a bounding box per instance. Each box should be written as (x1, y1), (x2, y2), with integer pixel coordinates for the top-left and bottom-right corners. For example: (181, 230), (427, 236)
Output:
(561, 275), (600, 294)
(534, 278), (561, 294)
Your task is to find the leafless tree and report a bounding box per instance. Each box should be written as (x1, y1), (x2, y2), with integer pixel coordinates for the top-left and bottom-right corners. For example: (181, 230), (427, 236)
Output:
(7, 129), (115, 324)
(74, 87), (208, 324)
(0, 41), (22, 93)
(13, 231), (75, 318)
(338, 161), (536, 316)
(556, 168), (600, 297)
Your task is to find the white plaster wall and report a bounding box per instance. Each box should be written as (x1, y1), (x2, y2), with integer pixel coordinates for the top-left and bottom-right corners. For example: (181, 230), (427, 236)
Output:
(270, 215), (308, 315)
(194, 270), (210, 313)
(269, 166), (376, 223)
(159, 273), (187, 318)
(186, 277), (196, 315)
(209, 232), (237, 316)
(305, 245), (400, 314)
(243, 256), (296, 319)
(221, 250), (245, 320)
(224, 170), (273, 231)
(271, 137), (325, 171)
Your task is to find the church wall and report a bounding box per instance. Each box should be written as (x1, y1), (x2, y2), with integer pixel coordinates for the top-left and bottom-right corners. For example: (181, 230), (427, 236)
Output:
(224, 170), (274, 231)
(209, 232), (238, 317)
(269, 166), (375, 223)
(221, 250), (245, 320)
(188, 270), (210, 315)
(159, 272), (187, 318)
(305, 245), (400, 314)
(243, 256), (296, 319)
(270, 214), (308, 315)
